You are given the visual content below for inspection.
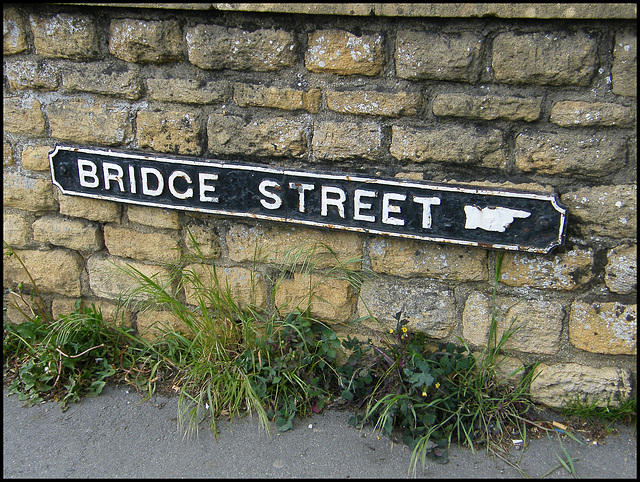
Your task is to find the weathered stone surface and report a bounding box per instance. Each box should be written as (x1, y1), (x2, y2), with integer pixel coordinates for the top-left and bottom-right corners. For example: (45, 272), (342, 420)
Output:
(207, 115), (307, 158)
(4, 7), (27, 54)
(514, 132), (627, 178)
(275, 273), (355, 323)
(86, 255), (174, 302)
(390, 125), (506, 168)
(396, 30), (483, 82)
(183, 264), (267, 310)
(136, 110), (203, 156)
(499, 248), (594, 290)
(4, 293), (41, 325)
(369, 238), (487, 281)
(103, 224), (181, 264)
(62, 61), (143, 100)
(127, 205), (181, 230)
(4, 142), (14, 167)
(227, 223), (363, 270)
(312, 121), (381, 161)
(184, 223), (222, 259)
(550, 101), (636, 127)
(187, 25), (296, 71)
(3, 97), (46, 136)
(51, 298), (132, 328)
(33, 215), (104, 252)
(492, 32), (597, 85)
(47, 98), (132, 146)
(462, 292), (565, 355)
(56, 191), (121, 223)
(147, 79), (228, 104)
(530, 363), (633, 408)
(560, 185), (637, 239)
(29, 13), (99, 59)
(20, 145), (52, 172)
(3, 211), (33, 248)
(4, 172), (56, 212)
(305, 29), (384, 76)
(136, 310), (190, 340)
(605, 244), (637, 294)
(612, 31), (637, 97)
(358, 278), (456, 339)
(3, 248), (83, 297)
(109, 19), (182, 63)
(326, 90), (421, 117)
(5, 60), (59, 90)
(432, 93), (542, 121)
(233, 83), (321, 113)
(569, 301), (637, 355)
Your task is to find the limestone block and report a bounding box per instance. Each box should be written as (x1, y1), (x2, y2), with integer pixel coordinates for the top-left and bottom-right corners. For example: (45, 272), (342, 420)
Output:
(569, 301), (637, 355)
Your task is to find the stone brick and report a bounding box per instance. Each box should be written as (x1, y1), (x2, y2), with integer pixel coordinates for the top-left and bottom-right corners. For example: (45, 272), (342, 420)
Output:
(499, 248), (594, 290)
(147, 79), (228, 104)
(4, 142), (14, 167)
(432, 93), (542, 122)
(569, 301), (636, 355)
(86, 254), (174, 302)
(51, 298), (133, 328)
(3, 97), (46, 136)
(492, 32), (597, 86)
(184, 223), (222, 259)
(4, 293), (40, 325)
(462, 292), (564, 355)
(136, 110), (203, 156)
(305, 29), (384, 76)
(109, 19), (182, 63)
(21, 145), (52, 172)
(186, 24), (296, 71)
(530, 363), (633, 408)
(514, 132), (627, 178)
(207, 115), (307, 158)
(182, 264), (267, 310)
(390, 125), (507, 168)
(62, 61), (143, 100)
(368, 238), (487, 281)
(29, 13), (98, 60)
(56, 191), (121, 223)
(550, 101), (636, 127)
(127, 205), (180, 230)
(233, 83), (321, 113)
(33, 215), (103, 252)
(357, 278), (456, 339)
(47, 97), (132, 146)
(312, 121), (381, 161)
(136, 310), (190, 340)
(326, 90), (421, 117)
(4, 7), (28, 54)
(612, 32), (637, 97)
(3, 211), (33, 248)
(274, 273), (355, 323)
(560, 185), (636, 239)
(103, 224), (181, 264)
(4, 172), (56, 212)
(605, 244), (637, 294)
(4, 60), (59, 91)
(395, 30), (483, 82)
(227, 223), (363, 270)
(3, 248), (83, 297)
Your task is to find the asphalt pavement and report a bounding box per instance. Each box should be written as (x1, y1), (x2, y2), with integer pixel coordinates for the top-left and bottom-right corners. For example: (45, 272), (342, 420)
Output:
(3, 383), (637, 478)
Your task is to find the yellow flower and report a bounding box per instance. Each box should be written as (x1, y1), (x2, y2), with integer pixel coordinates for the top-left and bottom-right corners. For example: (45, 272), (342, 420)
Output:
(422, 391), (427, 397)
(389, 328), (394, 334)
(401, 327), (408, 333)
(435, 382), (441, 389)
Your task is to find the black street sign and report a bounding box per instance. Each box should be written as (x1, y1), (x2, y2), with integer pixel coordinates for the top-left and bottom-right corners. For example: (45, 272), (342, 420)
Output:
(50, 146), (567, 253)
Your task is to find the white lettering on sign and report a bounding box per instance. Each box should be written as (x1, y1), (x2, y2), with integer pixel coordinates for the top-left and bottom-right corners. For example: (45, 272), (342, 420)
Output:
(168, 170), (193, 199)
(289, 182), (315, 213)
(464, 205), (531, 232)
(198, 173), (219, 203)
(354, 189), (377, 223)
(141, 167), (163, 196)
(259, 179), (283, 210)
(78, 159), (99, 188)
(412, 196), (441, 229)
(321, 186), (347, 218)
(382, 192), (406, 226)
(103, 162), (124, 192)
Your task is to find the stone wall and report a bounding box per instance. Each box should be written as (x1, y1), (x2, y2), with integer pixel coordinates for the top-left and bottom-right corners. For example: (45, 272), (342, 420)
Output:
(3, 3), (637, 408)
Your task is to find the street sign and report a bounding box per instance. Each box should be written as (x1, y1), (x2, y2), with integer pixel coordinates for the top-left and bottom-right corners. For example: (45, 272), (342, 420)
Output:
(50, 146), (567, 253)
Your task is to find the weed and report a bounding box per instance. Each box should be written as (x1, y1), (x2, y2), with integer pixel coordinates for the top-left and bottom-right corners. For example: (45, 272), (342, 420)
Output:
(561, 394), (637, 427)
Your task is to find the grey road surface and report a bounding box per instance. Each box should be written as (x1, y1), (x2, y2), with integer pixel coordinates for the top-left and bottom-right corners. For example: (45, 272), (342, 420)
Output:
(3, 384), (637, 478)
